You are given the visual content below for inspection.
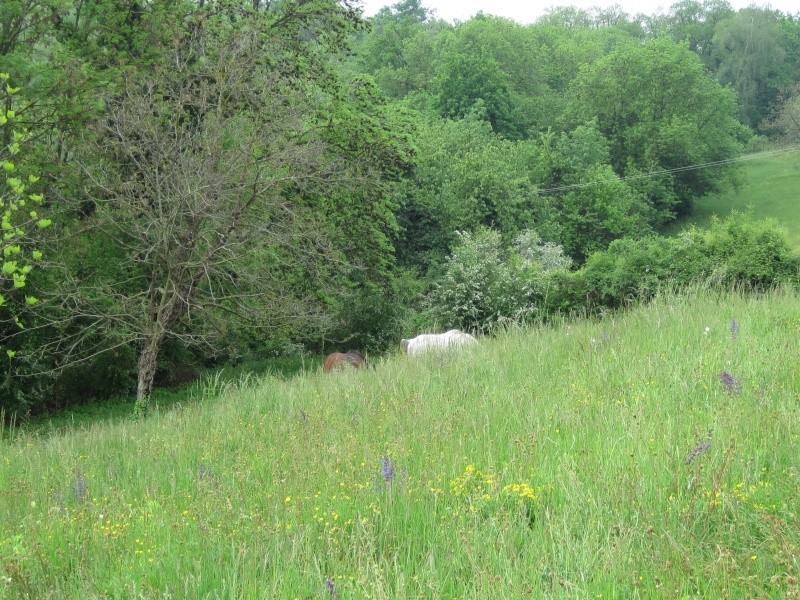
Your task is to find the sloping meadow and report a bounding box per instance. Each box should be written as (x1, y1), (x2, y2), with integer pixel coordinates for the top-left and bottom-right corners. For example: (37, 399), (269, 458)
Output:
(1, 287), (799, 598)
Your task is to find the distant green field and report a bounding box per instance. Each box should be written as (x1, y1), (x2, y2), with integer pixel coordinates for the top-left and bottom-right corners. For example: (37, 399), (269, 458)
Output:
(668, 149), (800, 248)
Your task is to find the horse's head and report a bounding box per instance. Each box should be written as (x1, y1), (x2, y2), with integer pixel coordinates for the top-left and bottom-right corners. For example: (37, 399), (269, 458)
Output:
(345, 350), (366, 368)
(400, 339), (410, 354)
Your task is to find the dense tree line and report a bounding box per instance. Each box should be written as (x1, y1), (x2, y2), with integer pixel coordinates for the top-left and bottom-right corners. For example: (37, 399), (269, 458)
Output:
(1, 0), (799, 417)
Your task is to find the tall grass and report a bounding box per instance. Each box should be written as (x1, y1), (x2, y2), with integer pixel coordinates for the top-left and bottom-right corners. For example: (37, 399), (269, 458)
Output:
(1, 286), (799, 598)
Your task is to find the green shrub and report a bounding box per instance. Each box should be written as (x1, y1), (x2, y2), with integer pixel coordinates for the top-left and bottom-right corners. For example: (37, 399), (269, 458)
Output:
(326, 269), (425, 353)
(581, 236), (676, 308)
(575, 213), (799, 310)
(701, 213), (800, 289)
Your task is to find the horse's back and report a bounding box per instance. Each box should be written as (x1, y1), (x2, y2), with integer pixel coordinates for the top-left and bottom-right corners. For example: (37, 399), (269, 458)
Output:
(324, 350), (366, 372)
(403, 330), (477, 355)
(323, 352), (347, 372)
(345, 350), (366, 368)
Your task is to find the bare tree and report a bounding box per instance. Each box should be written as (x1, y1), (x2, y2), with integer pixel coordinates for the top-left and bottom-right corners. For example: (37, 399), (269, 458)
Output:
(47, 27), (350, 414)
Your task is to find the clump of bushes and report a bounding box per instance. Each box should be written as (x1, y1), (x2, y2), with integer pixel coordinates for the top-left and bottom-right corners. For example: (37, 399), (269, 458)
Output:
(573, 212), (799, 309)
(425, 213), (799, 331)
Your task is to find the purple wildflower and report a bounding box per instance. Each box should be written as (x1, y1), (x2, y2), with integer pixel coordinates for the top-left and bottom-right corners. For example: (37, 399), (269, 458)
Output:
(719, 370), (741, 395)
(325, 577), (336, 597)
(686, 430), (713, 465)
(730, 319), (739, 340)
(686, 443), (711, 465)
(381, 455), (395, 485)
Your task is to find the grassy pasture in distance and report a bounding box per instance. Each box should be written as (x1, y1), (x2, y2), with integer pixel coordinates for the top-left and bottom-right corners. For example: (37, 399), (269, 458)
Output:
(1, 285), (799, 598)
(667, 148), (800, 249)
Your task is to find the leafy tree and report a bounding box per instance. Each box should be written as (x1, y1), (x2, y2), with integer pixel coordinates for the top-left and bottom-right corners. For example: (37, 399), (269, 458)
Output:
(567, 37), (749, 217)
(0, 75), (51, 414)
(524, 23), (639, 132)
(538, 121), (612, 189)
(299, 75), (418, 352)
(434, 42), (525, 139)
(662, 0), (734, 68)
(712, 7), (787, 129)
(777, 14), (800, 95)
(537, 6), (595, 28)
(355, 1), (449, 103)
(438, 16), (555, 134)
(310, 75), (415, 282)
(395, 114), (555, 272)
(560, 165), (654, 261)
(44, 3), (390, 414)
(762, 85), (800, 143)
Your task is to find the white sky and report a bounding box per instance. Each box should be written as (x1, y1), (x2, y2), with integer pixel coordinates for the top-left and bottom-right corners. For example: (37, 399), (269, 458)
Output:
(358, 0), (799, 23)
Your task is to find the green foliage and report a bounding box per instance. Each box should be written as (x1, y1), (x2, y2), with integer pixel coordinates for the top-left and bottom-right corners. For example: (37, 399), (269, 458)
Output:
(578, 236), (682, 309)
(662, 0), (735, 68)
(0, 73), (57, 426)
(438, 16), (570, 134)
(575, 212), (799, 309)
(513, 229), (573, 273)
(0, 75), (52, 416)
(567, 37), (749, 216)
(712, 7), (787, 129)
(395, 115), (556, 272)
(434, 47), (525, 139)
(560, 165), (655, 262)
(690, 212), (800, 288)
(311, 75), (416, 281)
(550, 121), (611, 178)
(761, 85), (800, 144)
(325, 269), (424, 353)
(355, 0), (440, 99)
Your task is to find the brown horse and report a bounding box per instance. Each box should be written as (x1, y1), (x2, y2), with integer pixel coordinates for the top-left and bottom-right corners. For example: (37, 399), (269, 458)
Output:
(323, 350), (367, 372)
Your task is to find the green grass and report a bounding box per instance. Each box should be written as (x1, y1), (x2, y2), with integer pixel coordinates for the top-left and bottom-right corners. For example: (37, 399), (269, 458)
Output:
(667, 149), (800, 248)
(20, 355), (323, 436)
(2, 286), (800, 598)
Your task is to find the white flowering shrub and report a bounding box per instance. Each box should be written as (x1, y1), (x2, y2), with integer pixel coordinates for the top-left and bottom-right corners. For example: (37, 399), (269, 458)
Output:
(425, 228), (544, 333)
(513, 229), (573, 272)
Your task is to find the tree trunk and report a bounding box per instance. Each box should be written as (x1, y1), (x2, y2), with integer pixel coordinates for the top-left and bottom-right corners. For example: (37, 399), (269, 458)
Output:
(133, 331), (164, 417)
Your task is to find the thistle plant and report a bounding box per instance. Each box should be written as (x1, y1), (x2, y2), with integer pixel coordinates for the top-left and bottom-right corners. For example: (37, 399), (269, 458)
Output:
(324, 577), (336, 598)
(719, 371), (741, 395)
(686, 429), (714, 466)
(381, 455), (395, 485)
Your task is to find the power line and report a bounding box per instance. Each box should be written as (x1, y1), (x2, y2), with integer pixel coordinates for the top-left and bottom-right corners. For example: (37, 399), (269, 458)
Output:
(536, 145), (800, 195)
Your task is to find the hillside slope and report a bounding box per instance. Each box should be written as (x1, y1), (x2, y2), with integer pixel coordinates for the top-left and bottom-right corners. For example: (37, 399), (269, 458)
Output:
(668, 149), (800, 248)
(1, 287), (799, 598)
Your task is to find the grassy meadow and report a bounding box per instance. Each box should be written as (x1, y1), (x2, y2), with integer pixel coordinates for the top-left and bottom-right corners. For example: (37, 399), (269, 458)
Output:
(1, 286), (799, 599)
(667, 148), (800, 249)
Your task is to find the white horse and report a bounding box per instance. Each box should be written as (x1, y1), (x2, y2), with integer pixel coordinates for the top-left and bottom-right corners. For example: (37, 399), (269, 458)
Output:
(400, 329), (478, 356)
